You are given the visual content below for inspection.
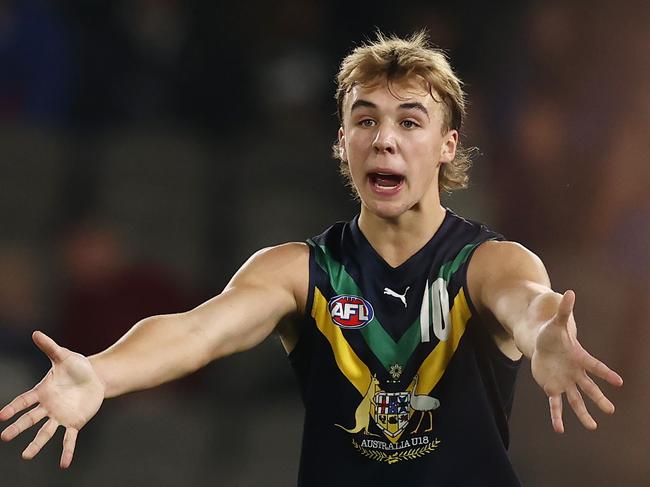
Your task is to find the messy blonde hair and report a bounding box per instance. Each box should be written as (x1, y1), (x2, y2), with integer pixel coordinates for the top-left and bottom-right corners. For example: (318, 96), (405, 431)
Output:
(333, 30), (471, 193)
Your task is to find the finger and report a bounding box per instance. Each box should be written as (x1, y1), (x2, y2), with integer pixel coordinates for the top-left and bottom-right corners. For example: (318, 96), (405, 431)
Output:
(60, 428), (78, 469)
(549, 395), (564, 434)
(22, 418), (59, 460)
(1, 405), (48, 442)
(566, 385), (597, 430)
(556, 290), (575, 324)
(581, 351), (624, 387)
(32, 331), (67, 363)
(579, 374), (615, 414)
(32, 331), (67, 364)
(0, 390), (38, 422)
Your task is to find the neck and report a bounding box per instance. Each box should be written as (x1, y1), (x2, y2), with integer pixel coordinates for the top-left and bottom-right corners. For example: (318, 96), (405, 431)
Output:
(358, 203), (447, 268)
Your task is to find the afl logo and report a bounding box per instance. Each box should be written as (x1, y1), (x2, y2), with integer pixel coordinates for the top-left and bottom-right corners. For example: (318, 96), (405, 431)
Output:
(328, 295), (374, 329)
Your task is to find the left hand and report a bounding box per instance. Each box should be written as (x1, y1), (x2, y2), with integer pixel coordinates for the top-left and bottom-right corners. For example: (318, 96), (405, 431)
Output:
(531, 290), (624, 433)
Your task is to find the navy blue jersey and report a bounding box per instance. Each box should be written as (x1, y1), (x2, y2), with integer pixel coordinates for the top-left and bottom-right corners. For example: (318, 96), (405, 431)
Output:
(289, 209), (522, 486)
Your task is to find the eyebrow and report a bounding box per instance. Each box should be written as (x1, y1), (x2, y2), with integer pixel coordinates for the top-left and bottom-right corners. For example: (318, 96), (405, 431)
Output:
(350, 100), (377, 112)
(350, 99), (430, 119)
(399, 102), (429, 118)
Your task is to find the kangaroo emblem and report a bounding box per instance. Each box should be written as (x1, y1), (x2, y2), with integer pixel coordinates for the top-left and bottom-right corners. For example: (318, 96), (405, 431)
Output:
(335, 376), (380, 436)
(383, 286), (410, 308)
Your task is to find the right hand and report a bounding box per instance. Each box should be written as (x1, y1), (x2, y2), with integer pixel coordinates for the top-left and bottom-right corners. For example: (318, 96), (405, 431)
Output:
(0, 331), (105, 468)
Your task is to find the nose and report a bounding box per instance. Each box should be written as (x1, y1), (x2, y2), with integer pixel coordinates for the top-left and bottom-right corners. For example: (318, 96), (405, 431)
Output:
(372, 125), (397, 154)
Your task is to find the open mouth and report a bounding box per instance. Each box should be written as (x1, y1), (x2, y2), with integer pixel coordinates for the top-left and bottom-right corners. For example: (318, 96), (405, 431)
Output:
(369, 172), (405, 191)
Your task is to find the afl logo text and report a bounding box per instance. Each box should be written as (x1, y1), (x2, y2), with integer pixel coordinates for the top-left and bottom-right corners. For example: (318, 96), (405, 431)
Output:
(328, 295), (374, 329)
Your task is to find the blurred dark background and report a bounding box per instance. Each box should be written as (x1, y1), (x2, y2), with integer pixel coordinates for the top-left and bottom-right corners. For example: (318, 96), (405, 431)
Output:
(0, 0), (648, 485)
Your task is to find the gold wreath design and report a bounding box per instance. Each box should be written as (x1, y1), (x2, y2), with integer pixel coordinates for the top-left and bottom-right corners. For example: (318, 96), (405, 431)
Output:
(351, 438), (441, 464)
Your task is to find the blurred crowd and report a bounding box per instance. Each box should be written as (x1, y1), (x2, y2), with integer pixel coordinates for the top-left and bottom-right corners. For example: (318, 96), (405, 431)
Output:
(0, 0), (648, 486)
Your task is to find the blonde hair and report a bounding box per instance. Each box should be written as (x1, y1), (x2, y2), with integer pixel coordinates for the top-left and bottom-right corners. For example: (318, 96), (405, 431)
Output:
(333, 30), (471, 193)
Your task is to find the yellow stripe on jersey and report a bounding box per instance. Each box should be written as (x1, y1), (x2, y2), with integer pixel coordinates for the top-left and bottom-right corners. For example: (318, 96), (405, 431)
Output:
(312, 287), (372, 395)
(415, 287), (472, 395)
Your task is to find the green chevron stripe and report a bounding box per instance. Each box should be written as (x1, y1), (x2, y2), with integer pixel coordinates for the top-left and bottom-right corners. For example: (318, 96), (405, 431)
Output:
(310, 240), (420, 371)
(438, 242), (480, 281)
(309, 239), (483, 373)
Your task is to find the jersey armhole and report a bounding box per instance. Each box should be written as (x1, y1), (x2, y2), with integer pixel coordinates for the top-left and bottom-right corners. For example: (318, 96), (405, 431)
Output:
(462, 239), (523, 368)
(288, 242), (315, 363)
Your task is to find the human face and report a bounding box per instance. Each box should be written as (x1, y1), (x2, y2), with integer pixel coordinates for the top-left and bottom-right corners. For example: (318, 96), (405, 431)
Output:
(338, 77), (458, 220)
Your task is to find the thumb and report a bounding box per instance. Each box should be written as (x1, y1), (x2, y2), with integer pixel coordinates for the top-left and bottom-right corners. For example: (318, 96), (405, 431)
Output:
(32, 331), (67, 364)
(555, 290), (575, 325)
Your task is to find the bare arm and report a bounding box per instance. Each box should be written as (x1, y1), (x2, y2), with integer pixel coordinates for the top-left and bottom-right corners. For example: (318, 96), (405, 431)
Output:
(93, 242), (308, 398)
(468, 240), (623, 433)
(0, 242), (308, 466)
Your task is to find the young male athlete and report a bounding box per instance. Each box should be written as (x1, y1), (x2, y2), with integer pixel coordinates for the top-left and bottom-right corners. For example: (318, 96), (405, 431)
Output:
(0, 32), (623, 485)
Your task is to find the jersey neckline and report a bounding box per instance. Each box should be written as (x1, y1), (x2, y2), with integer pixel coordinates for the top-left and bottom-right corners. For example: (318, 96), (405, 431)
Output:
(349, 208), (455, 275)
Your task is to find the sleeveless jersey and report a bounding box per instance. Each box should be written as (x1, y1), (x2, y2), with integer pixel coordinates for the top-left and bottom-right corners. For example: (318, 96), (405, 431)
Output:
(289, 209), (522, 486)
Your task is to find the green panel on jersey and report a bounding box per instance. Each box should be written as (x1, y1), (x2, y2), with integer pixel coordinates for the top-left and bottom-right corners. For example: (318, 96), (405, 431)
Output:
(309, 240), (483, 373)
(438, 242), (480, 281)
(310, 240), (420, 371)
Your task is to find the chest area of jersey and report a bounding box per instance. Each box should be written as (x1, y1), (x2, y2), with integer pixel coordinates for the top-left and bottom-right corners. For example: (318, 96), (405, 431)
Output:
(327, 275), (451, 341)
(310, 240), (479, 385)
(311, 240), (477, 359)
(308, 251), (475, 463)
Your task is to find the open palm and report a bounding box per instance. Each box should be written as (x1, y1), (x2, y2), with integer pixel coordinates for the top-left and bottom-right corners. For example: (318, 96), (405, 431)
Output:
(0, 331), (105, 468)
(531, 291), (623, 433)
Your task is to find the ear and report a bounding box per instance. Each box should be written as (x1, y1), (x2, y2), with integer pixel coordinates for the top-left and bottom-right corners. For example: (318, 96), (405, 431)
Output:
(338, 126), (347, 161)
(439, 129), (458, 164)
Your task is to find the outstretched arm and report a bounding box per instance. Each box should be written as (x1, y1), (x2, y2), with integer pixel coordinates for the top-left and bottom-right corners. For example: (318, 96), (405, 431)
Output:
(91, 243), (308, 398)
(468, 241), (623, 433)
(0, 242), (308, 467)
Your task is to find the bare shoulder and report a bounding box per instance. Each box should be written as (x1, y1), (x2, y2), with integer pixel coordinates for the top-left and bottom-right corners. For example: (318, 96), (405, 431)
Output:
(468, 240), (550, 312)
(229, 242), (310, 312)
(229, 242), (310, 353)
(245, 242), (309, 270)
(465, 240), (550, 359)
(470, 240), (547, 281)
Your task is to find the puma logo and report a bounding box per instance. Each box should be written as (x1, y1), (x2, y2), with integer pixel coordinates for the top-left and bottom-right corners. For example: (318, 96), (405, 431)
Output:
(383, 286), (410, 308)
